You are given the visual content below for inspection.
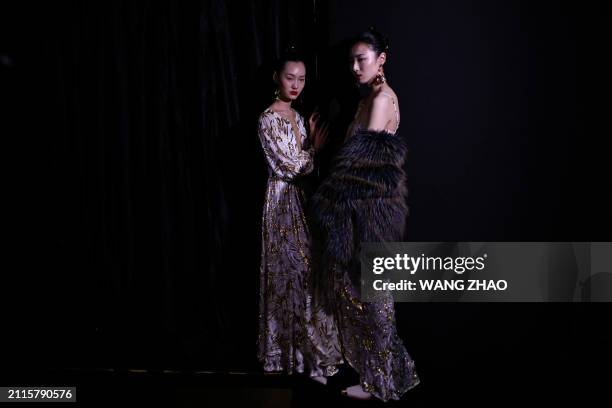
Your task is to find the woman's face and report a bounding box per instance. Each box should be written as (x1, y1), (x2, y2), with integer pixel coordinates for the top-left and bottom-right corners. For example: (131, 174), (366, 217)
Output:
(275, 61), (306, 101)
(349, 42), (385, 84)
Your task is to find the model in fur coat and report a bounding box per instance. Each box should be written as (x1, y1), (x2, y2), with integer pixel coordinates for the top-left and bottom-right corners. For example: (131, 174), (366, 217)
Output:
(309, 28), (420, 401)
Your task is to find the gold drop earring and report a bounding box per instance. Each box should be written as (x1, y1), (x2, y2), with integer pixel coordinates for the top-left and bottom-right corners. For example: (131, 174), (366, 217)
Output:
(274, 88), (281, 101)
(376, 66), (386, 84)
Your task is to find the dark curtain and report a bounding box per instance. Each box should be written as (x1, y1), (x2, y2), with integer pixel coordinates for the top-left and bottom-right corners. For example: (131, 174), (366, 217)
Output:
(5, 0), (326, 370)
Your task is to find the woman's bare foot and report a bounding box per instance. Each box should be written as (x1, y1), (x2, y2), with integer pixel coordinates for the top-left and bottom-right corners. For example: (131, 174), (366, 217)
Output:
(311, 376), (327, 385)
(341, 384), (372, 400)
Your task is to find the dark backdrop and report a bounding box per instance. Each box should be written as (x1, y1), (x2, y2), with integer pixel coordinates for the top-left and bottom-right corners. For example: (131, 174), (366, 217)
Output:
(3, 0), (610, 404)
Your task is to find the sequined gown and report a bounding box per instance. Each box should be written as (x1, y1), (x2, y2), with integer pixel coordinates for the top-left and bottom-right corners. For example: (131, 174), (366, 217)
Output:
(310, 94), (420, 401)
(257, 108), (343, 377)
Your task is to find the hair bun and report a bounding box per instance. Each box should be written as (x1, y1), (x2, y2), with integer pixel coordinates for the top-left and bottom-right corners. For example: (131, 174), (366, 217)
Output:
(283, 44), (299, 54)
(364, 26), (390, 54)
(274, 46), (306, 75)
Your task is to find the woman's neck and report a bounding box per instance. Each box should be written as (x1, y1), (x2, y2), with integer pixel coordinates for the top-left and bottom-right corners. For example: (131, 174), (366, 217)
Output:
(272, 98), (292, 112)
(368, 78), (385, 92)
(358, 80), (386, 98)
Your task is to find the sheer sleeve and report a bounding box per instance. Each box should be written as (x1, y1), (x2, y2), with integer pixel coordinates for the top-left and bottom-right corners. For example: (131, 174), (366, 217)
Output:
(258, 112), (313, 181)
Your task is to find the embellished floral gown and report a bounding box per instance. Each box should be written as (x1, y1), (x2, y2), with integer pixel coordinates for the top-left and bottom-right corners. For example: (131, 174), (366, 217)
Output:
(257, 108), (343, 378)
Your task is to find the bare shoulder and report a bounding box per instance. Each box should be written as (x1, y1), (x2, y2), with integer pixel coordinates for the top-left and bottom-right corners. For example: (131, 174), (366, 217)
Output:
(371, 91), (392, 111)
(374, 86), (398, 101)
(371, 86), (400, 111)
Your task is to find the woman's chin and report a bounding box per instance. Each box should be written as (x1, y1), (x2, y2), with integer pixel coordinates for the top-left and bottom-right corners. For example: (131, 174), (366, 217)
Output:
(278, 95), (295, 102)
(281, 93), (298, 101)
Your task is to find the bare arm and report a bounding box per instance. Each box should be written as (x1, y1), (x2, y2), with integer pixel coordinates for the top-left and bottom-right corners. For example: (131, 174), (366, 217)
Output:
(367, 94), (392, 132)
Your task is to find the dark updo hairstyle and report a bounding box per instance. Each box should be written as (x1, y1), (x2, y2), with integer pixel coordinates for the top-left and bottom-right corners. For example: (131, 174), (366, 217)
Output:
(273, 45), (306, 76)
(353, 26), (390, 57)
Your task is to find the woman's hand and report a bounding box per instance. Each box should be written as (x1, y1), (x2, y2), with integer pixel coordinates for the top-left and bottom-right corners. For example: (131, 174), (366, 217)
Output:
(309, 109), (329, 151)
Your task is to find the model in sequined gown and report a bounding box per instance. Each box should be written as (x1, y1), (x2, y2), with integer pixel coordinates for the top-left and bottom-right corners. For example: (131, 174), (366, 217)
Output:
(310, 28), (421, 401)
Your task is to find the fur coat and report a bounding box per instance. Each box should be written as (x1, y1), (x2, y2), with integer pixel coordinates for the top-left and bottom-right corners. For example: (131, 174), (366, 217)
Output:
(310, 127), (409, 283)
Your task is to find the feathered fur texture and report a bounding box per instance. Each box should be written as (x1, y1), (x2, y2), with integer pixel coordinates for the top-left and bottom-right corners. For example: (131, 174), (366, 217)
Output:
(310, 128), (409, 279)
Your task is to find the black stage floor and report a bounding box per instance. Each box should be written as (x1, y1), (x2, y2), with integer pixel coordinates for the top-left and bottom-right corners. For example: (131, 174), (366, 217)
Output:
(4, 368), (429, 407)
